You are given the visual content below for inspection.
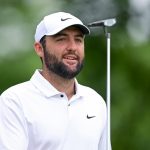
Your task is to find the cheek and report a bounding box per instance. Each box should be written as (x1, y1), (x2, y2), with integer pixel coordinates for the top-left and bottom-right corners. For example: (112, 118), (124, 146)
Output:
(46, 44), (61, 55)
(79, 46), (85, 58)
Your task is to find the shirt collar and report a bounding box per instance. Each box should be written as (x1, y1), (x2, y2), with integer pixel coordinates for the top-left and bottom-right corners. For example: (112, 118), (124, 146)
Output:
(30, 70), (60, 97)
(30, 70), (84, 98)
(74, 79), (84, 97)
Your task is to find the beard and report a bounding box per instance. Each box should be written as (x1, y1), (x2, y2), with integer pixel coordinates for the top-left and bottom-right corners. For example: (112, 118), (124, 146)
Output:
(43, 49), (84, 79)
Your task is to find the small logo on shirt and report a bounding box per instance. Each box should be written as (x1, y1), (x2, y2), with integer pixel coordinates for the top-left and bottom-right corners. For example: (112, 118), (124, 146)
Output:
(61, 18), (72, 21)
(87, 114), (96, 119)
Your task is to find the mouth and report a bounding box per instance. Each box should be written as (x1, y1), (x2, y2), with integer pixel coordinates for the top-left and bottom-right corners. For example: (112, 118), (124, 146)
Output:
(63, 55), (79, 66)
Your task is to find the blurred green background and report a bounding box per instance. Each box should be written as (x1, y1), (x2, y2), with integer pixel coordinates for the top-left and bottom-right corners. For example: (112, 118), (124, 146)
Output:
(0, 0), (150, 149)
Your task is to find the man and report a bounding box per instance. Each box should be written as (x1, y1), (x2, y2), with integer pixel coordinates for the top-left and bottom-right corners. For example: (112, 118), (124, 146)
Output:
(0, 12), (109, 150)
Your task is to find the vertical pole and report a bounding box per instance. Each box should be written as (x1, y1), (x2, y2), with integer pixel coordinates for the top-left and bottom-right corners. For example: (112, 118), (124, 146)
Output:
(106, 32), (111, 150)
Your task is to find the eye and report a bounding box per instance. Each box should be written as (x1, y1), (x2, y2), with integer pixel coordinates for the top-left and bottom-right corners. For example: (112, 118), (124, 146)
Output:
(56, 38), (65, 41)
(55, 35), (68, 43)
(75, 38), (83, 43)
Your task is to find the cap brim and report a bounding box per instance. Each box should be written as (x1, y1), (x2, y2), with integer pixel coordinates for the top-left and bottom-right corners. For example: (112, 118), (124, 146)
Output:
(73, 24), (90, 35)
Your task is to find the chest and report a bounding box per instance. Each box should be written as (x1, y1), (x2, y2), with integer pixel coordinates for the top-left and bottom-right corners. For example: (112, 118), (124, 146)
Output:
(23, 96), (105, 146)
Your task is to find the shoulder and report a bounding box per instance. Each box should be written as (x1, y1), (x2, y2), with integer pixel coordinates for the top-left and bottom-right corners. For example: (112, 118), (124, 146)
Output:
(79, 84), (103, 98)
(1, 81), (31, 98)
(78, 83), (106, 106)
(0, 81), (34, 112)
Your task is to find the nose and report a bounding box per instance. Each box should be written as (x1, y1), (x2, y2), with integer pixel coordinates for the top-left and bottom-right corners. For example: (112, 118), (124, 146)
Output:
(66, 39), (77, 52)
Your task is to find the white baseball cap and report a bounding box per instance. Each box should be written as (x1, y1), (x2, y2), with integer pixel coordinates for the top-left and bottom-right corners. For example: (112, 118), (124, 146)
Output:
(34, 12), (90, 42)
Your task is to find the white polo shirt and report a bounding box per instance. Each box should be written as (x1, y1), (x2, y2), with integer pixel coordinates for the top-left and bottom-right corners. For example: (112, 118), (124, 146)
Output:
(0, 70), (108, 150)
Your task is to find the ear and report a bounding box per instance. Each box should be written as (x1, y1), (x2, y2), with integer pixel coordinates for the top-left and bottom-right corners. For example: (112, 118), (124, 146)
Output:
(34, 42), (44, 58)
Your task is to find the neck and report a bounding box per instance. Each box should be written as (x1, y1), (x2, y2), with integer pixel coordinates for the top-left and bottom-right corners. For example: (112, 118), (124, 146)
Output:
(41, 69), (75, 100)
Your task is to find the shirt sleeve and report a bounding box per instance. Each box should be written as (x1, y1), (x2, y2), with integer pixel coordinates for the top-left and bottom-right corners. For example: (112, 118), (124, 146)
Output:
(0, 93), (28, 150)
(98, 123), (112, 150)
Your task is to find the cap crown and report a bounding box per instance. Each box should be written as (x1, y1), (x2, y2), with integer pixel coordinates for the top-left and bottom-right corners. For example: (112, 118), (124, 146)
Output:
(35, 12), (90, 42)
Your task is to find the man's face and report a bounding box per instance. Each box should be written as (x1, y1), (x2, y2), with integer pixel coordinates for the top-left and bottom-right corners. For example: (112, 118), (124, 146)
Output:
(42, 26), (85, 79)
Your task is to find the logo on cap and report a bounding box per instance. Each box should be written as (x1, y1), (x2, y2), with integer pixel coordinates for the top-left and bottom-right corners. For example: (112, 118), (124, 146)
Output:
(87, 114), (96, 119)
(61, 18), (72, 21)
